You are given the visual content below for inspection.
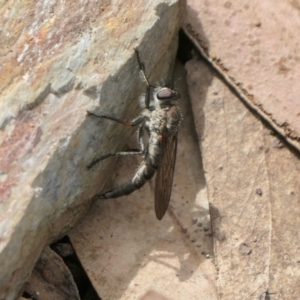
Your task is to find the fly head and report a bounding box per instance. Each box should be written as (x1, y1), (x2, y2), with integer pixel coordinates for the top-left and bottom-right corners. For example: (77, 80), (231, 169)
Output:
(154, 87), (180, 108)
(134, 48), (180, 110)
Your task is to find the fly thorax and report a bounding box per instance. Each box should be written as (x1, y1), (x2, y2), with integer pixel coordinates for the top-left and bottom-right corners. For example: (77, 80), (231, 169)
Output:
(166, 106), (182, 135)
(148, 109), (166, 132)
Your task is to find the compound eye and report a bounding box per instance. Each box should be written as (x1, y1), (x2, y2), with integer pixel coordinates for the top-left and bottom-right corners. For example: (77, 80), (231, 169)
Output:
(157, 88), (174, 100)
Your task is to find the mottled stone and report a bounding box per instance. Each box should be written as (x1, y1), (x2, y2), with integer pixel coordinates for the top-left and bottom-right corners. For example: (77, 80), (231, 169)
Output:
(0, 0), (185, 298)
(183, 0), (300, 151)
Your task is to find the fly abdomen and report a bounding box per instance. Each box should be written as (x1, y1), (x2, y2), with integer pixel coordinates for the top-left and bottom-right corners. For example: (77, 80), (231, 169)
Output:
(146, 136), (161, 168)
(94, 153), (159, 200)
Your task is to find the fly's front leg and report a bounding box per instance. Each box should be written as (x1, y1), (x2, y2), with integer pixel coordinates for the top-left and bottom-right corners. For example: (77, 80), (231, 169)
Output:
(134, 48), (153, 109)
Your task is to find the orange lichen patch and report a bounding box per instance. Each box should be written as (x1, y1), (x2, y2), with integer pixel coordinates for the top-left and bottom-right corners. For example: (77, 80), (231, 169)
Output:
(0, 0), (111, 95)
(35, 63), (47, 75)
(12, 19), (25, 36)
(105, 16), (125, 30)
(0, 62), (24, 97)
(35, 24), (50, 45)
(105, 2), (142, 38)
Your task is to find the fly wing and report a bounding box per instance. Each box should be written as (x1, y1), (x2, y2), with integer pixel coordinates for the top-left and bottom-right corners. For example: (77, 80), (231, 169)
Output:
(155, 128), (178, 220)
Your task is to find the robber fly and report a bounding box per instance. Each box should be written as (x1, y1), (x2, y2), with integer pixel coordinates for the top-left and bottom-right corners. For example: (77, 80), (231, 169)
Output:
(87, 48), (182, 220)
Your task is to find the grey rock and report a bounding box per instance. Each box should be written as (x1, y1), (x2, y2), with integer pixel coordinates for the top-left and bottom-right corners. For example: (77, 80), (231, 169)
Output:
(0, 0), (185, 298)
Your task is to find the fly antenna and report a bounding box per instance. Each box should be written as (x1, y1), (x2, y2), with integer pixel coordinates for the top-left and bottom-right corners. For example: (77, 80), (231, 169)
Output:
(134, 48), (151, 87)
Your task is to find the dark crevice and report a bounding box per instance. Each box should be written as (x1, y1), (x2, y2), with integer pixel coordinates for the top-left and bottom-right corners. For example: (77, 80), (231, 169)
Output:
(22, 235), (101, 300)
(176, 29), (196, 64)
(51, 236), (101, 300)
(22, 291), (38, 300)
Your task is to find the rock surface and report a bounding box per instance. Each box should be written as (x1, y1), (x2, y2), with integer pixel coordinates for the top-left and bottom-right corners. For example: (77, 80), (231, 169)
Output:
(187, 51), (300, 299)
(183, 0), (300, 151)
(0, 1), (184, 298)
(183, 2), (300, 298)
(23, 247), (80, 300)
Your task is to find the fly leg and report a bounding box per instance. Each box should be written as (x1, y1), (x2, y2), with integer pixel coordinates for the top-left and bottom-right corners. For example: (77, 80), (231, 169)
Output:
(87, 111), (145, 127)
(87, 124), (146, 170)
(90, 125), (154, 201)
(134, 48), (152, 109)
(92, 156), (157, 201)
(87, 117), (150, 202)
(87, 150), (143, 170)
(87, 112), (146, 169)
